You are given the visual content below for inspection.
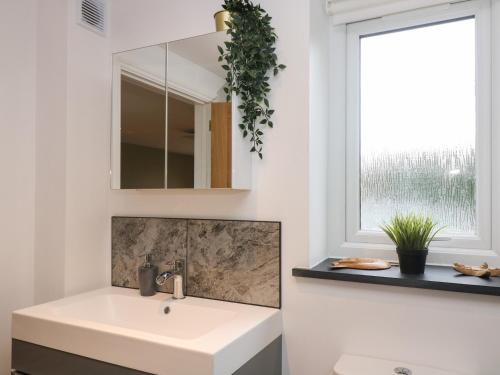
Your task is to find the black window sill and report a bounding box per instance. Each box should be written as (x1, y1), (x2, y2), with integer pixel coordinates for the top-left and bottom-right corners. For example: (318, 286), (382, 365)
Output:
(292, 258), (500, 297)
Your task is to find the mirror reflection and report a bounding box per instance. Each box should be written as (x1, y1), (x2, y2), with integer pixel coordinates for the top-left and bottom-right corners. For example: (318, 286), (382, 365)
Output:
(112, 44), (167, 189)
(167, 32), (231, 189)
(111, 32), (251, 190)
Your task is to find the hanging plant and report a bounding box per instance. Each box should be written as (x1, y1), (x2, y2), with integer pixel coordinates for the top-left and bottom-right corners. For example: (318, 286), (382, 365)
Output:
(218, 0), (286, 159)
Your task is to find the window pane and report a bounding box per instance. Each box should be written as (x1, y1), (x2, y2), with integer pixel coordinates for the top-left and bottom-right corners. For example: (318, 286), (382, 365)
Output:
(360, 18), (476, 234)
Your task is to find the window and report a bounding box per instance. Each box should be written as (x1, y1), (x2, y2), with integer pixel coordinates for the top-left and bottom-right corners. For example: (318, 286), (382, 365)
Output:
(359, 17), (477, 235)
(331, 0), (497, 259)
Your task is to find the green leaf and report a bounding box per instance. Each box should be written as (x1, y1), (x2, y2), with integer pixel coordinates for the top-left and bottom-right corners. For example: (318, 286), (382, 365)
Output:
(218, 45), (224, 54)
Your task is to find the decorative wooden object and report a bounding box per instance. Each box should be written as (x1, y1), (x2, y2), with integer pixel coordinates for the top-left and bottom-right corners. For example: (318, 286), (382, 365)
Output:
(452, 262), (500, 278)
(331, 258), (392, 270)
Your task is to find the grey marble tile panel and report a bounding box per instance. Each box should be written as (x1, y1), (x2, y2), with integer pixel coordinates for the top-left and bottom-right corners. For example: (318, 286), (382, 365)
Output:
(111, 217), (187, 293)
(186, 220), (280, 308)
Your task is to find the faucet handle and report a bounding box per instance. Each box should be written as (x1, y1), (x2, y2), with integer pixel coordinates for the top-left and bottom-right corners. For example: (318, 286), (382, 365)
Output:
(166, 259), (184, 272)
(174, 259), (184, 272)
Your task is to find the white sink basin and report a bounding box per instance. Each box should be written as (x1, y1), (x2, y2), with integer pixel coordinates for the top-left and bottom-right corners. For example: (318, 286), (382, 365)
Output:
(12, 287), (282, 375)
(53, 293), (238, 340)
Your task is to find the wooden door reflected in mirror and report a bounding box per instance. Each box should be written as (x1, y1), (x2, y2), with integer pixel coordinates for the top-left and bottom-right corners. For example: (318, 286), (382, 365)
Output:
(211, 102), (232, 188)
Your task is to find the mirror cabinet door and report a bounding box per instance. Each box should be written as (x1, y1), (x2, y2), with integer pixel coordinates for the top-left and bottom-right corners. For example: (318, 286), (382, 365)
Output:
(111, 32), (251, 190)
(167, 31), (234, 189)
(112, 44), (167, 189)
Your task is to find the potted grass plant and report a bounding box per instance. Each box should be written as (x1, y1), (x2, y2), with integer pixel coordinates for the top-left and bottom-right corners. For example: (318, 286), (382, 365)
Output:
(380, 214), (444, 275)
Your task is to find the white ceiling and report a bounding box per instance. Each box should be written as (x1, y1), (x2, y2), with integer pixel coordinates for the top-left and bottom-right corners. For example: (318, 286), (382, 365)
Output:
(168, 31), (229, 78)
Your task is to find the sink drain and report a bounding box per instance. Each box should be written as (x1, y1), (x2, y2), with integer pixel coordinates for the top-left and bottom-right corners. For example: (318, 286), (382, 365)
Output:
(163, 306), (170, 314)
(394, 368), (412, 375)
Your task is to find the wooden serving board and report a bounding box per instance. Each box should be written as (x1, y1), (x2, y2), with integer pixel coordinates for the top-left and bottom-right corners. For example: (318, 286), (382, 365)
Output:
(330, 257), (392, 270)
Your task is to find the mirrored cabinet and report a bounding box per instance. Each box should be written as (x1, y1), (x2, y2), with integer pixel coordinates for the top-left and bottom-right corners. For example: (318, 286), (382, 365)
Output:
(111, 31), (251, 190)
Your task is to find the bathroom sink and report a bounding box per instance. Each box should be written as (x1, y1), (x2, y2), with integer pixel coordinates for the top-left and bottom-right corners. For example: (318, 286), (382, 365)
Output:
(12, 287), (282, 375)
(53, 292), (238, 340)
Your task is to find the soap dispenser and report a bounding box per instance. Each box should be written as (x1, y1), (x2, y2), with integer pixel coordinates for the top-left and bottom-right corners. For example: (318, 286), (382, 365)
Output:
(138, 253), (158, 296)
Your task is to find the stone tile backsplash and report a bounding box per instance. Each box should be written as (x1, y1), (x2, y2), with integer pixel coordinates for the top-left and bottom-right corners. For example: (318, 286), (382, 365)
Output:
(111, 217), (281, 308)
(187, 220), (280, 308)
(112, 218), (187, 294)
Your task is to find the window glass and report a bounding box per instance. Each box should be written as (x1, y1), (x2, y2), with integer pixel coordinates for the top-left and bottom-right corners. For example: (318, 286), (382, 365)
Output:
(360, 18), (477, 234)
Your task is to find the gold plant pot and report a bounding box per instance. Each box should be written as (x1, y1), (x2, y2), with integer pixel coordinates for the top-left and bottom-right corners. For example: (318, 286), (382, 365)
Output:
(214, 10), (231, 32)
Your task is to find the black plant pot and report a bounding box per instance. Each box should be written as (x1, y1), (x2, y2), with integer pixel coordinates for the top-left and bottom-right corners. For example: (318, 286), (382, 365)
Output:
(396, 248), (428, 275)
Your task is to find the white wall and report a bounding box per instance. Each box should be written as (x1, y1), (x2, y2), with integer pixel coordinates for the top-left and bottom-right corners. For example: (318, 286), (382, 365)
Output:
(309, 0), (330, 266)
(0, 0), (110, 371)
(63, 0), (111, 296)
(0, 1), (37, 372)
(33, 0), (110, 303)
(35, 0), (68, 304)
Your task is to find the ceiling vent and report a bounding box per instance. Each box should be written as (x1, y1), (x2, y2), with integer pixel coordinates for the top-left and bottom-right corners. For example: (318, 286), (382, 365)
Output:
(78, 0), (107, 36)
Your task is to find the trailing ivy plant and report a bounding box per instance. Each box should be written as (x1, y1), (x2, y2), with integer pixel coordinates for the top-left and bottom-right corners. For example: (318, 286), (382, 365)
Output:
(218, 0), (285, 159)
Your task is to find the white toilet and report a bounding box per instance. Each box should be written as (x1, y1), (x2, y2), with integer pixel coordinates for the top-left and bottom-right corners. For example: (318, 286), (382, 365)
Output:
(334, 355), (463, 375)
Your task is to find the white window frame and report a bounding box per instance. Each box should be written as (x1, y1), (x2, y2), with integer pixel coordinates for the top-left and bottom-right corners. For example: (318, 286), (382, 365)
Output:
(329, 0), (500, 265)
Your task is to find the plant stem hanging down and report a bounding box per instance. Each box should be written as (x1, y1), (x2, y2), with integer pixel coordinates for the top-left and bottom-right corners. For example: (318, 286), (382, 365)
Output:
(218, 0), (286, 159)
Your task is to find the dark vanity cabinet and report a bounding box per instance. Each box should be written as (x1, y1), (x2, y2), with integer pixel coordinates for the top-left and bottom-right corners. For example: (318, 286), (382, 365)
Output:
(11, 340), (150, 375)
(12, 336), (282, 375)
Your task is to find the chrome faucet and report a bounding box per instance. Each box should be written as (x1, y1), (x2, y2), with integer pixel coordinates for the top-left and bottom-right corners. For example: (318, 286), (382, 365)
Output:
(155, 259), (185, 299)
